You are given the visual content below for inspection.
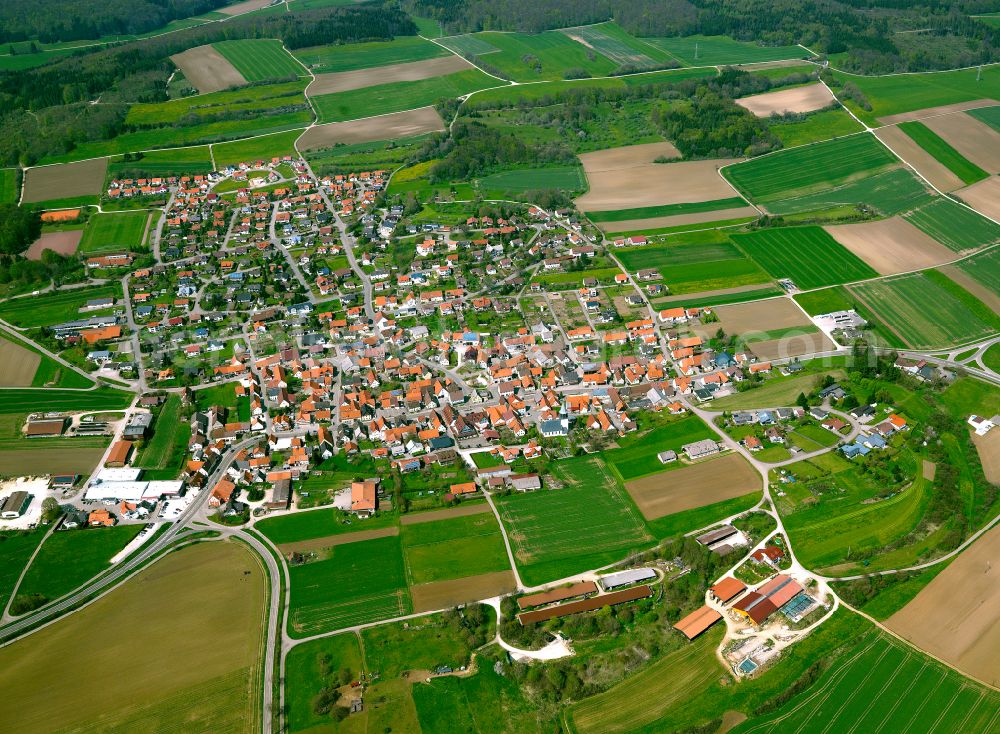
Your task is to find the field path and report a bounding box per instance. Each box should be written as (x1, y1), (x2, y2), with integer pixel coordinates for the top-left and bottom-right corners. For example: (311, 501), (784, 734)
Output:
(0, 522), (57, 622)
(482, 489), (525, 590)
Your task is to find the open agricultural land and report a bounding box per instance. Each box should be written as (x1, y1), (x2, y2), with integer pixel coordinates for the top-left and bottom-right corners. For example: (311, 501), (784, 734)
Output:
(213, 39), (306, 83)
(170, 44), (247, 93)
(293, 36), (450, 74)
(21, 158), (107, 206)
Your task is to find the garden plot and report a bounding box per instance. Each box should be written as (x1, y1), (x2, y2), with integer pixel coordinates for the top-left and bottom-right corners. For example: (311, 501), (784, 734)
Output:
(877, 98), (999, 124)
(735, 83), (834, 117)
(307, 55), (472, 96)
(875, 125), (965, 192)
(296, 107), (445, 150)
(577, 143), (741, 211)
(625, 454), (760, 520)
(887, 522), (1000, 686)
(922, 112), (1000, 172)
(22, 158), (107, 204)
(824, 216), (955, 275)
(956, 175), (1000, 221)
(170, 45), (246, 94)
(25, 230), (82, 260)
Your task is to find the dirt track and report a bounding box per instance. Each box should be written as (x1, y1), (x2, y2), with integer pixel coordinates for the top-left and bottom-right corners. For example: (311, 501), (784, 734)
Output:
(599, 206), (757, 233)
(956, 176), (1000, 222)
(170, 45), (247, 94)
(735, 83), (834, 117)
(625, 453), (760, 520)
(825, 217), (955, 275)
(22, 158), (108, 203)
(297, 107), (445, 150)
(923, 112), (1000, 173)
(877, 98), (999, 125)
(410, 571), (516, 612)
(308, 56), (471, 96)
(875, 126), (965, 192)
(886, 522), (1000, 687)
(26, 230), (83, 260)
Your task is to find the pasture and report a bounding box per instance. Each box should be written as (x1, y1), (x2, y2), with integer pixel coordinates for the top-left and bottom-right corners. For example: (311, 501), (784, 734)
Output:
(308, 56), (471, 96)
(413, 665), (540, 734)
(475, 165), (587, 197)
(626, 454), (761, 520)
(287, 534), (410, 636)
(170, 44), (247, 93)
(0, 168), (17, 204)
(294, 36), (449, 74)
(824, 216), (954, 275)
(732, 630), (1000, 733)
(732, 226), (878, 289)
(898, 120), (989, 185)
(0, 542), (266, 733)
(763, 166), (935, 217)
(903, 197), (1000, 252)
(769, 107), (865, 148)
(78, 211), (148, 254)
(212, 39), (305, 82)
(310, 68), (498, 123)
(0, 283), (121, 327)
(450, 31), (617, 81)
(400, 513), (510, 585)
(561, 22), (673, 69)
(850, 272), (998, 349)
(22, 158), (107, 205)
(723, 133), (898, 203)
(647, 34), (808, 66)
(211, 129), (301, 167)
(494, 455), (651, 585)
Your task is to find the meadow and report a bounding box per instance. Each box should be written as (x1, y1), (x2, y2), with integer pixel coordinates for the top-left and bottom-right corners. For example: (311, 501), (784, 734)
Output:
(647, 34), (808, 66)
(903, 198), (1000, 252)
(723, 133), (899, 203)
(294, 36), (449, 74)
(898, 120), (989, 185)
(311, 68), (499, 123)
(284, 633), (363, 733)
(13, 525), (144, 610)
(126, 80), (309, 126)
(0, 531), (46, 612)
(561, 22), (674, 69)
(494, 455), (652, 585)
(0, 283), (122, 327)
(211, 129), (302, 167)
(603, 415), (719, 481)
(287, 534), (411, 636)
(475, 166), (587, 197)
(448, 31), (617, 81)
(0, 542), (265, 733)
(0, 168), (18, 204)
(105, 146), (214, 179)
(257, 506), (397, 545)
(763, 167), (935, 217)
(732, 226), (878, 289)
(212, 39), (305, 82)
(767, 108), (864, 148)
(851, 272), (998, 349)
(587, 197), (746, 222)
(400, 513), (510, 585)
(711, 367), (848, 410)
(136, 395), (191, 480)
(78, 211), (148, 254)
(413, 663), (541, 733)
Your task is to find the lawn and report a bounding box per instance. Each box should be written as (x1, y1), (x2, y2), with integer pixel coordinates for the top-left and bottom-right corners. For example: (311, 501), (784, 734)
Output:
(0, 283), (122, 327)
(212, 129), (302, 167)
(0, 542), (266, 733)
(732, 226), (878, 289)
(446, 31), (617, 81)
(723, 133), (899, 203)
(284, 633), (364, 733)
(193, 382), (240, 411)
(13, 525), (144, 609)
(136, 395), (191, 480)
(647, 34), (808, 66)
(78, 211), (148, 254)
(898, 120), (989, 185)
(851, 272), (998, 349)
(287, 534), (411, 636)
(293, 36), (449, 74)
(586, 197), (746, 222)
(311, 69), (500, 123)
(401, 513), (510, 584)
(603, 415), (718, 481)
(213, 39), (305, 82)
(0, 168), (18, 204)
(475, 165), (587, 196)
(903, 198), (1000, 252)
(494, 455), (652, 585)
(0, 530), (45, 612)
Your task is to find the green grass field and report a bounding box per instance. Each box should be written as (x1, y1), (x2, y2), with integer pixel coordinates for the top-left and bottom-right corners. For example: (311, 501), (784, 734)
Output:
(213, 39), (305, 82)
(136, 395), (191, 480)
(0, 284), (122, 327)
(587, 197), (746, 222)
(768, 107), (865, 148)
(78, 211), (148, 254)
(106, 147), (214, 179)
(617, 237), (773, 295)
(401, 513), (510, 584)
(711, 367), (847, 410)
(851, 272), (998, 349)
(475, 165), (586, 196)
(294, 36), (449, 74)
(257, 507), (397, 545)
(724, 133), (899, 203)
(446, 31), (617, 81)
(603, 416), (718, 481)
(211, 129), (302, 167)
(311, 69), (499, 123)
(954, 247), (1000, 298)
(967, 103), (1000, 132)
(765, 166), (935, 217)
(903, 198), (1000, 252)
(288, 534), (410, 636)
(898, 121), (989, 185)
(561, 22), (674, 69)
(437, 34), (501, 57)
(495, 455), (651, 585)
(0, 169), (19, 204)
(0, 387), (131, 416)
(0, 531), (45, 612)
(284, 633), (363, 733)
(126, 80), (308, 126)
(362, 609), (486, 677)
(794, 285), (857, 315)
(0, 329), (92, 389)
(647, 34), (808, 66)
(14, 525), (144, 609)
(732, 226), (878, 289)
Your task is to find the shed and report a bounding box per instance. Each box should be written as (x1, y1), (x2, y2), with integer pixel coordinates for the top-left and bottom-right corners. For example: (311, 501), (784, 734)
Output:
(600, 568), (657, 591)
(673, 606), (722, 640)
(710, 576), (747, 604)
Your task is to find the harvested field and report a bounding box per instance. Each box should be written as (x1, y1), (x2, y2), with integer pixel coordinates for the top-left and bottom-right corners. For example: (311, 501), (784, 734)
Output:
(923, 112), (1000, 172)
(878, 98), (999, 125)
(170, 45), (247, 94)
(735, 83), (834, 117)
(217, 0), (276, 15)
(956, 175), (1000, 221)
(875, 125), (965, 192)
(824, 216), (955, 275)
(578, 149), (742, 211)
(887, 522), (1000, 686)
(625, 454), (760, 520)
(0, 337), (39, 386)
(0, 447), (106, 475)
(308, 56), (471, 96)
(410, 571), (516, 612)
(277, 526), (399, 556)
(972, 429), (1000, 484)
(22, 158), (107, 204)
(25, 230), (82, 260)
(599, 206), (757, 233)
(749, 331), (837, 360)
(400, 503), (490, 525)
(693, 297), (812, 338)
(297, 107), (445, 150)
(939, 264), (1000, 314)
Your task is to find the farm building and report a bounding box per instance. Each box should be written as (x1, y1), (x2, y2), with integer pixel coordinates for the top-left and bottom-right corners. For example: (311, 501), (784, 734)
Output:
(518, 585), (652, 625)
(600, 568), (657, 591)
(696, 525), (739, 547)
(122, 413), (154, 439)
(710, 576), (747, 604)
(350, 480), (378, 517)
(0, 491), (32, 519)
(25, 417), (68, 438)
(517, 581), (597, 610)
(266, 478), (291, 510)
(673, 606), (722, 640)
(732, 574), (804, 626)
(509, 473), (541, 491)
(105, 440), (134, 468)
(683, 439), (721, 461)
